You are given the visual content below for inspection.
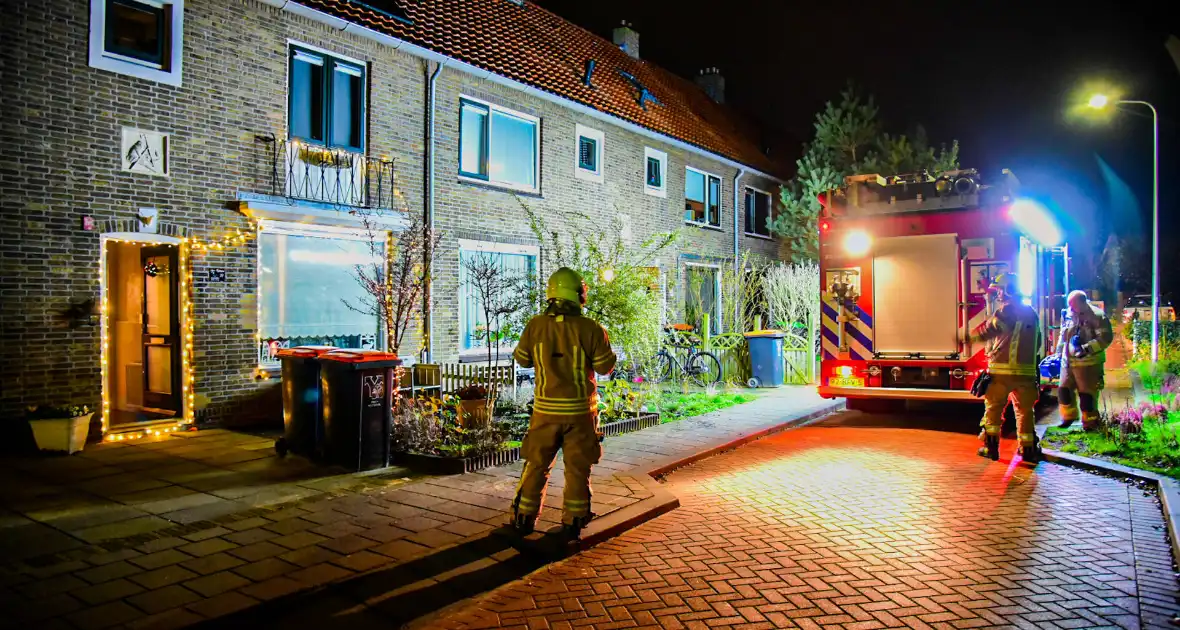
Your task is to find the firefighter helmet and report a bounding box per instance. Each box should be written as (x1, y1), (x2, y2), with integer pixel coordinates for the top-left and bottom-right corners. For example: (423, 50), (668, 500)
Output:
(989, 272), (1019, 296)
(546, 267), (586, 305)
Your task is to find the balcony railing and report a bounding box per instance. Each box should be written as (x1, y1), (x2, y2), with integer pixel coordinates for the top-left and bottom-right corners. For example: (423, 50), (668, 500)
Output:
(254, 134), (396, 209)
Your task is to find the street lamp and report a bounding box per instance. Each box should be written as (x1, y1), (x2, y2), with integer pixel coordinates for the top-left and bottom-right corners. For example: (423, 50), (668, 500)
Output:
(1090, 93), (1161, 363)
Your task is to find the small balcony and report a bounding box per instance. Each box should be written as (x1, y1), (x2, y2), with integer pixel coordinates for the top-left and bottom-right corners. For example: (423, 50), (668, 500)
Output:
(247, 134), (396, 209)
(239, 134), (406, 230)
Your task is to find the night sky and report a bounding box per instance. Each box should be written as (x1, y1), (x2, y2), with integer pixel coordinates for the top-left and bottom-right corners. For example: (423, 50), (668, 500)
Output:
(540, 0), (1178, 297)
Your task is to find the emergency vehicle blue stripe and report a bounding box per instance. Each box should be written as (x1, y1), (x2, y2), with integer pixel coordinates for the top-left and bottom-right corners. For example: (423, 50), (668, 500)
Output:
(847, 325), (873, 353)
(822, 326), (839, 346)
(821, 301), (839, 322)
(851, 348), (868, 361)
(851, 305), (872, 328)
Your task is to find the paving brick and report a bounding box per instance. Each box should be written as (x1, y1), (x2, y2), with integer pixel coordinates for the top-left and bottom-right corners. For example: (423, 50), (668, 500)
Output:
(177, 538), (238, 558)
(331, 550), (392, 573)
(124, 607), (206, 630)
(227, 541), (288, 562)
(184, 570), (252, 597)
(129, 565), (200, 590)
(76, 560), (143, 585)
(239, 576), (307, 601)
(129, 550), (192, 571)
(72, 577), (144, 605)
(271, 531), (329, 550)
(126, 584), (202, 615)
(289, 562), (353, 587)
(184, 591), (258, 618)
(66, 599), (144, 629)
(232, 557), (299, 582)
(180, 551), (247, 575)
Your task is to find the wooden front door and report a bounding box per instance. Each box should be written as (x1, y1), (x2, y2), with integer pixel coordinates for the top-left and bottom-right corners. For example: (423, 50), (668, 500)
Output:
(141, 245), (181, 416)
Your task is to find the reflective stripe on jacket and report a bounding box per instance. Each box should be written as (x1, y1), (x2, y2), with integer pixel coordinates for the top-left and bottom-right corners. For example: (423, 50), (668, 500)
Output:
(512, 311), (617, 422)
(1058, 306), (1113, 367)
(971, 300), (1041, 376)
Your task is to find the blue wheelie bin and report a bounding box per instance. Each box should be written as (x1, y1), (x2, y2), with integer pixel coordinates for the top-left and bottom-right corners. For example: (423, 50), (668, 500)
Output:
(274, 345), (337, 459)
(744, 331), (786, 388)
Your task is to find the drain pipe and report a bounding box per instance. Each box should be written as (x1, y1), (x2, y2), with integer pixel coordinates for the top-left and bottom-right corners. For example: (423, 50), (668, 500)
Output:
(732, 167), (745, 331)
(423, 61), (444, 363)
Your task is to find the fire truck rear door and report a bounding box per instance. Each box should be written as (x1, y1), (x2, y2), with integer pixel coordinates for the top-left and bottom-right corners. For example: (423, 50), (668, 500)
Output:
(872, 234), (960, 357)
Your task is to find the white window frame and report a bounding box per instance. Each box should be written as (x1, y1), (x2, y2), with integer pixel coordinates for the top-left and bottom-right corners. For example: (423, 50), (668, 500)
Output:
(684, 261), (723, 333)
(458, 95), (542, 194)
(89, 0), (184, 87)
(644, 147), (668, 198)
(574, 124), (605, 183)
(684, 166), (723, 228)
(457, 240), (540, 353)
(256, 220), (386, 369)
(744, 186), (774, 239)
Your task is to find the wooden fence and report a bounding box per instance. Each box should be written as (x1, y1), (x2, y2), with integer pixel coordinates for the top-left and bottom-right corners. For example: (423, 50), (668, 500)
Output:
(401, 362), (517, 398)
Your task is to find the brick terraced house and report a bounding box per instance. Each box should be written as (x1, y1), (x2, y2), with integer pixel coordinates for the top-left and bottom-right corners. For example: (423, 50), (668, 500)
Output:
(0, 0), (789, 432)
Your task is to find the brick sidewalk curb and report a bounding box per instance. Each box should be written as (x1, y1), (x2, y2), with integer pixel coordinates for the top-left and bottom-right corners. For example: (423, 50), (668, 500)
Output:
(576, 398), (846, 548)
(1041, 447), (1180, 568)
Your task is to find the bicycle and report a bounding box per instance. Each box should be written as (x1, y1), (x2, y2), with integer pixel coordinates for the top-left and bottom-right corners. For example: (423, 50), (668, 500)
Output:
(650, 324), (723, 386)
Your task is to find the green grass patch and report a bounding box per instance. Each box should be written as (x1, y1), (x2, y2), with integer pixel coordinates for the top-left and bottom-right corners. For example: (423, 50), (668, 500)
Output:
(648, 390), (757, 424)
(1043, 420), (1180, 479)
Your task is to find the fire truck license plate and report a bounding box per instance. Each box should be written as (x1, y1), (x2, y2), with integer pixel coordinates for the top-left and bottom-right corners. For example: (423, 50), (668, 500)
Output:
(829, 377), (863, 387)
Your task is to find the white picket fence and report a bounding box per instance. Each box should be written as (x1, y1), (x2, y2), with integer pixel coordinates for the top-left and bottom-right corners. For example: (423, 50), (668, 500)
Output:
(402, 362), (517, 398)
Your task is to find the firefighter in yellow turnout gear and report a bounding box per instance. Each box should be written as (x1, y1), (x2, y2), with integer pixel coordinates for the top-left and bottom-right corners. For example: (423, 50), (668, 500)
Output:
(1057, 290), (1114, 430)
(510, 268), (617, 538)
(968, 273), (1043, 463)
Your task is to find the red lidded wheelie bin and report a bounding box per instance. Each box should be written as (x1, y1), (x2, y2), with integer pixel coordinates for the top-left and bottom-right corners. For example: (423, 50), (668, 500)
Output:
(274, 346), (337, 458)
(318, 349), (402, 471)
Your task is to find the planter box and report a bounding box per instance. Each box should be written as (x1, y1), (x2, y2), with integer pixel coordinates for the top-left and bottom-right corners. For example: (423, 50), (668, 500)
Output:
(29, 413), (94, 454)
(599, 413), (660, 438)
(394, 445), (521, 475)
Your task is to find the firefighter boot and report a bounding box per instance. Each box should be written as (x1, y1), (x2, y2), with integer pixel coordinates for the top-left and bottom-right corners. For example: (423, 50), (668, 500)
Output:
(562, 513), (594, 541)
(977, 433), (999, 461)
(509, 510), (537, 535)
(1018, 436), (1043, 464)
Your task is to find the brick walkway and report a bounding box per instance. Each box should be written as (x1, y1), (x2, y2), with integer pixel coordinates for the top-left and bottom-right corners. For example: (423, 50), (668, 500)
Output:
(430, 424), (1180, 630)
(0, 387), (838, 629)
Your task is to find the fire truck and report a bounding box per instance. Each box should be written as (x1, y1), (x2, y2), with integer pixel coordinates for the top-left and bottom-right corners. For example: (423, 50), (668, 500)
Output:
(816, 168), (1070, 408)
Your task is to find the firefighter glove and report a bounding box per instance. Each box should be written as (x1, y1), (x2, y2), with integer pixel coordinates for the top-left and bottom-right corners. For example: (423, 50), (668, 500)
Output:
(1069, 335), (1088, 358)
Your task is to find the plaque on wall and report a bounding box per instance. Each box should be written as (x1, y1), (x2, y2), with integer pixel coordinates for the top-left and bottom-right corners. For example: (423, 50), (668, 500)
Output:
(121, 127), (170, 177)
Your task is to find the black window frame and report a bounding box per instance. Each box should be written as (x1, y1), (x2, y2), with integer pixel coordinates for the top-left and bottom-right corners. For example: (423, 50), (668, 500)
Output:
(104, 0), (170, 68)
(287, 44), (367, 153)
(744, 188), (772, 238)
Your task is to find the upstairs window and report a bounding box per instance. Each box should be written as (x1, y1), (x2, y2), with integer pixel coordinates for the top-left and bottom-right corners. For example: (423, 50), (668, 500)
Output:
(744, 188), (772, 238)
(289, 45), (366, 152)
(459, 98), (540, 192)
(574, 124), (604, 183)
(685, 167), (721, 227)
(88, 0), (184, 86)
(644, 147), (667, 198)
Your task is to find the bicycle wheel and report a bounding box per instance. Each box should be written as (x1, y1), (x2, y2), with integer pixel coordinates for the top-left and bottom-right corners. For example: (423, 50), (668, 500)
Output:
(687, 351), (723, 387)
(650, 351), (674, 384)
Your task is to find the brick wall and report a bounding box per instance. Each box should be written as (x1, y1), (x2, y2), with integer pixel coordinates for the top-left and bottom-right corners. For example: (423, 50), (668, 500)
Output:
(0, 0), (786, 427)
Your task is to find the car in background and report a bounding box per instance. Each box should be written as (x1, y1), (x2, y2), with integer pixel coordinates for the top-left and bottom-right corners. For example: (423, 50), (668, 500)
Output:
(1123, 294), (1176, 323)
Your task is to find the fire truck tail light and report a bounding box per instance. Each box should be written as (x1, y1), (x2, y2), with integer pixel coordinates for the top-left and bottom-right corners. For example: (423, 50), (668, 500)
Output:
(843, 230), (872, 256)
(820, 220), (831, 232)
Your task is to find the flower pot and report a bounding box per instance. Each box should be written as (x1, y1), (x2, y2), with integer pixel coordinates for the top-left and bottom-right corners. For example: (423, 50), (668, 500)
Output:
(29, 413), (94, 454)
(457, 398), (492, 427)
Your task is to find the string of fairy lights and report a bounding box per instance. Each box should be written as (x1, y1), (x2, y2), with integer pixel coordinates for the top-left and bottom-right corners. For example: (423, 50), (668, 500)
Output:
(98, 146), (413, 441)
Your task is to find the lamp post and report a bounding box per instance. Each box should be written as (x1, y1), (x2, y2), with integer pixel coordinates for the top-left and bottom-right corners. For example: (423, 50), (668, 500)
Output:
(1089, 94), (1160, 363)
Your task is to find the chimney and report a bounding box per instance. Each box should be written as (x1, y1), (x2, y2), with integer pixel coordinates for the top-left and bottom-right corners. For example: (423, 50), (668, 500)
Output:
(613, 21), (639, 59)
(695, 67), (725, 104)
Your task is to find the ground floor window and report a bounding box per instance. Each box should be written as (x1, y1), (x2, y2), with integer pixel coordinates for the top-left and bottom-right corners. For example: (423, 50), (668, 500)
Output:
(257, 221), (384, 367)
(685, 264), (721, 335)
(458, 241), (537, 353)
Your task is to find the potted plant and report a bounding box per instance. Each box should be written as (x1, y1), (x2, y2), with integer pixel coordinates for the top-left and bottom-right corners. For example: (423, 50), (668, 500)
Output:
(454, 384), (492, 427)
(26, 404), (94, 454)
